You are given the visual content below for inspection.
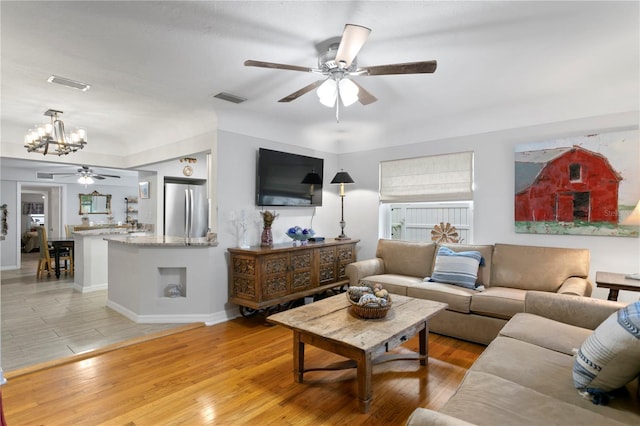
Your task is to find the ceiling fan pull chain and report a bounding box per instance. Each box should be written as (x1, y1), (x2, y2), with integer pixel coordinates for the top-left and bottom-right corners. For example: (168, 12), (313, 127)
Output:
(335, 83), (341, 123)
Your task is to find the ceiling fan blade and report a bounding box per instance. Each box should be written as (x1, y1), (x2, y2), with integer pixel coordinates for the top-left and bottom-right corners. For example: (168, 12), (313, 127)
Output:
(95, 174), (121, 178)
(93, 176), (106, 180)
(48, 172), (77, 176)
(278, 80), (325, 103)
(244, 60), (314, 73)
(335, 24), (371, 69)
(350, 80), (378, 105)
(361, 60), (437, 76)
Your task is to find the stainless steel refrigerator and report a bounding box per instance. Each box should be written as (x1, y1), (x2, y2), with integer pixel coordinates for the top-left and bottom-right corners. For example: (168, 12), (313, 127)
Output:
(164, 178), (208, 238)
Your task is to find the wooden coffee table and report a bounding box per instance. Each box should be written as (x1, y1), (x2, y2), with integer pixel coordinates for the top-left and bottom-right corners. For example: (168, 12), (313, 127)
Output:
(267, 293), (447, 413)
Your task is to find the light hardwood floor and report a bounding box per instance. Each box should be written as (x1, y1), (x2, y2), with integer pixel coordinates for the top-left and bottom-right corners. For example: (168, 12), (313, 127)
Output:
(1, 252), (184, 371)
(2, 314), (485, 425)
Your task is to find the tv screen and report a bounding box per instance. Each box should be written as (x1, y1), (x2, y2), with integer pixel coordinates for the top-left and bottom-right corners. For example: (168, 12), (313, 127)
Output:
(256, 148), (324, 207)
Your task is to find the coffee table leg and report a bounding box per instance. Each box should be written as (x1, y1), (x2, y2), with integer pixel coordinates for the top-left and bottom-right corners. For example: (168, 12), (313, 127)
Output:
(356, 352), (373, 413)
(293, 331), (305, 383)
(607, 288), (619, 301)
(420, 322), (429, 366)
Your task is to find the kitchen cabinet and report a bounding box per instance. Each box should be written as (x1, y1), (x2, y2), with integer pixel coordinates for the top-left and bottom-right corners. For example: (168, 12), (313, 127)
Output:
(228, 239), (359, 314)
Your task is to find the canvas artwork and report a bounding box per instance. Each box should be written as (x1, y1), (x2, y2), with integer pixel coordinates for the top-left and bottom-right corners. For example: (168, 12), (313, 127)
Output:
(514, 130), (639, 237)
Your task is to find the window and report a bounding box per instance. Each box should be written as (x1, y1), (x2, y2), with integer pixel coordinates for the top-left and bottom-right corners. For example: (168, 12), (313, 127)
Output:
(380, 152), (474, 243)
(380, 151), (473, 202)
(569, 163), (582, 182)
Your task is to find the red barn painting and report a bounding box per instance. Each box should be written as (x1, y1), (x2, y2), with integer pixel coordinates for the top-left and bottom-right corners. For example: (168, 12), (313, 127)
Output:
(515, 145), (622, 223)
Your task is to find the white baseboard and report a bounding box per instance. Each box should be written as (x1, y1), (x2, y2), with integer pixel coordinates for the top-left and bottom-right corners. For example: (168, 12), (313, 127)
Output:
(73, 282), (108, 293)
(106, 300), (239, 325)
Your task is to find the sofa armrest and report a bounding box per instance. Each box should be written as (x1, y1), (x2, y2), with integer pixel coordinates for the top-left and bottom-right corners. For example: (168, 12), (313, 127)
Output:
(406, 408), (477, 426)
(345, 258), (385, 287)
(556, 276), (593, 297)
(525, 291), (626, 330)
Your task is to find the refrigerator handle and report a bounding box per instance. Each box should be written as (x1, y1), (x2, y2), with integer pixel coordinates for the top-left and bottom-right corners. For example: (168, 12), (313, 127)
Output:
(184, 189), (190, 238)
(189, 189), (194, 238)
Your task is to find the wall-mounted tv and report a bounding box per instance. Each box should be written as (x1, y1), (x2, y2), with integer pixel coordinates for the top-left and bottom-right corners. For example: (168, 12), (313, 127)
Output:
(256, 148), (324, 207)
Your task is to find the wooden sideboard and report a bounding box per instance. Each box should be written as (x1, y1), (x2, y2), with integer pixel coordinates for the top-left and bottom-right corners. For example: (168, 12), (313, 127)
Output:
(228, 239), (359, 313)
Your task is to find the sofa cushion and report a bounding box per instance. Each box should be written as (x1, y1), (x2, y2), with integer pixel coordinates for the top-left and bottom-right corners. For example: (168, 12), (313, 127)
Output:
(470, 287), (526, 320)
(500, 312), (592, 356)
(430, 246), (483, 289)
(407, 282), (475, 313)
(470, 337), (640, 424)
(573, 301), (640, 402)
(440, 371), (631, 426)
(490, 243), (589, 292)
(375, 239), (436, 277)
(360, 274), (424, 296)
(438, 243), (494, 286)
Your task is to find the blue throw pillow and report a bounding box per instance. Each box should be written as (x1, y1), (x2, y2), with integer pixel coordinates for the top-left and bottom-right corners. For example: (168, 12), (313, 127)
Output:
(429, 246), (484, 289)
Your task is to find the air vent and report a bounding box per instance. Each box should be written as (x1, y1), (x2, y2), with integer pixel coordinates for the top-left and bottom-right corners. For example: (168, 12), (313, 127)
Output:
(36, 172), (54, 180)
(47, 75), (91, 91)
(212, 92), (247, 104)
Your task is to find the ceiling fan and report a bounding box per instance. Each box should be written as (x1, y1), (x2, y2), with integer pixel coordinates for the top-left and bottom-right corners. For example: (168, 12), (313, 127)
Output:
(245, 24), (437, 120)
(49, 166), (121, 183)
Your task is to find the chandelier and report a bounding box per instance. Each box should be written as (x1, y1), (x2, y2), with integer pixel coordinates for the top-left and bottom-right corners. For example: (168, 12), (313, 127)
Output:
(24, 109), (87, 156)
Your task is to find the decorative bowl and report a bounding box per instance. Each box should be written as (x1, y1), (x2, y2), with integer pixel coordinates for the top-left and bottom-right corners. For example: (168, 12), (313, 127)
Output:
(286, 226), (315, 245)
(346, 285), (392, 319)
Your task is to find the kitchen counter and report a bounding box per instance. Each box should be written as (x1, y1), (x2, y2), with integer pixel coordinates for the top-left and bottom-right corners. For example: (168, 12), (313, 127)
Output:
(73, 231), (131, 293)
(105, 234), (218, 247)
(105, 233), (219, 323)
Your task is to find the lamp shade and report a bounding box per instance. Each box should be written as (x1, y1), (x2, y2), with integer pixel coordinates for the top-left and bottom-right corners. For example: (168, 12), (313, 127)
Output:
(317, 79), (337, 107)
(339, 79), (359, 106)
(331, 171), (355, 184)
(621, 200), (640, 225)
(301, 171), (322, 185)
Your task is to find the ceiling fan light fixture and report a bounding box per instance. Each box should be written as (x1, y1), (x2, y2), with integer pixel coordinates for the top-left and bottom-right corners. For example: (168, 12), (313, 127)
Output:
(78, 175), (94, 185)
(339, 78), (359, 106)
(317, 79), (337, 107)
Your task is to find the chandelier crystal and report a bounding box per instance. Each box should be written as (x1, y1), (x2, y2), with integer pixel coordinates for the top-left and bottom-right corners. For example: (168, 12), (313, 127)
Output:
(24, 109), (87, 156)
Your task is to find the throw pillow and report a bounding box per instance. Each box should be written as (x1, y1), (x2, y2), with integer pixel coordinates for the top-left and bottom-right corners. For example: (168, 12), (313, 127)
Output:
(573, 301), (640, 405)
(429, 246), (484, 289)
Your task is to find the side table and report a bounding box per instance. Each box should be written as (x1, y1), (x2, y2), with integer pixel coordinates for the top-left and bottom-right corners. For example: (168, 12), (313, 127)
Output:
(595, 271), (640, 301)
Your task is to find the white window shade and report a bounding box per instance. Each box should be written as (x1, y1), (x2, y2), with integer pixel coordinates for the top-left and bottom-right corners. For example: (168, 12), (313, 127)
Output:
(380, 151), (473, 202)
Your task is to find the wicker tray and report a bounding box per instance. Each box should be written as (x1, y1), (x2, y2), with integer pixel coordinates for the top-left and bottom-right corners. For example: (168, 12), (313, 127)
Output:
(347, 294), (392, 319)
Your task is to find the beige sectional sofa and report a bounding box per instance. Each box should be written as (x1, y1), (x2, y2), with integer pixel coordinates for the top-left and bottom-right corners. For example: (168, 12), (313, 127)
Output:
(406, 291), (640, 425)
(346, 239), (592, 344)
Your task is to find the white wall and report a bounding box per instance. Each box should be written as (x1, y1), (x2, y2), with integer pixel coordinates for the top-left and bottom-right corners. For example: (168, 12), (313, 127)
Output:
(0, 180), (19, 269)
(211, 130), (340, 317)
(339, 112), (640, 303)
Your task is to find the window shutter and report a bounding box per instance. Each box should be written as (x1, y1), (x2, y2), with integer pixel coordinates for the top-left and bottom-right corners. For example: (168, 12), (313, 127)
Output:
(380, 151), (473, 202)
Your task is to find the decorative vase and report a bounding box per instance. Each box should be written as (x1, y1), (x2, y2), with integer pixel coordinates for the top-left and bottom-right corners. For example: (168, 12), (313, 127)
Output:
(261, 226), (273, 247)
(260, 210), (278, 247)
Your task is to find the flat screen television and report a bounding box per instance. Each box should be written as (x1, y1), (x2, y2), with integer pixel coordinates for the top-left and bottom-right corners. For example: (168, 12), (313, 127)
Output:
(256, 148), (324, 207)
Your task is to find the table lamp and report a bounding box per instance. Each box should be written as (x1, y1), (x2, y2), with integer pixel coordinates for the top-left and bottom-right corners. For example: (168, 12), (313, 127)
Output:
(331, 170), (355, 240)
(621, 200), (640, 279)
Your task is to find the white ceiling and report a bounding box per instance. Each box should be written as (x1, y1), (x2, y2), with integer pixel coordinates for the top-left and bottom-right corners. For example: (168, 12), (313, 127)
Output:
(1, 1), (638, 170)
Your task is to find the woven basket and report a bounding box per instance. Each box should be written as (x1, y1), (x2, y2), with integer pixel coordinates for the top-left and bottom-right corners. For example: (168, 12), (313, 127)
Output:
(347, 293), (392, 319)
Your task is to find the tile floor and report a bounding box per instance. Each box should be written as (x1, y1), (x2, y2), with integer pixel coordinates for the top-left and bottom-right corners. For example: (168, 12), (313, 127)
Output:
(1, 252), (182, 371)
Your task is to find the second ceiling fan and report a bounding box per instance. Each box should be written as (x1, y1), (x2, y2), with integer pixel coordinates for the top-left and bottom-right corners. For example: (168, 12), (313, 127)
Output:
(49, 166), (121, 184)
(245, 24), (437, 120)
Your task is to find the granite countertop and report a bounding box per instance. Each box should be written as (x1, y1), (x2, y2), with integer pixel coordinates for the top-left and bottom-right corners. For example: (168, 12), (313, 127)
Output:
(73, 229), (131, 236)
(105, 234), (218, 247)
